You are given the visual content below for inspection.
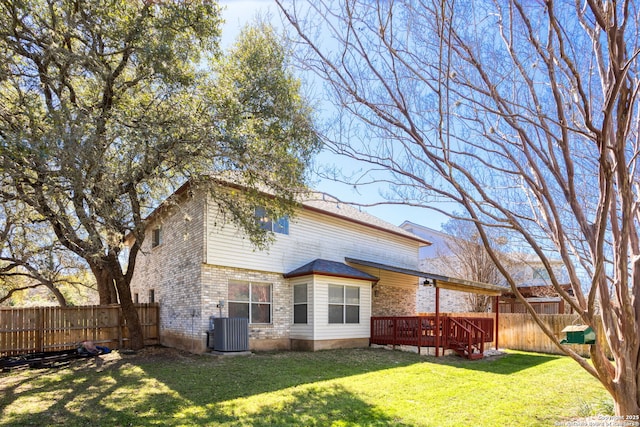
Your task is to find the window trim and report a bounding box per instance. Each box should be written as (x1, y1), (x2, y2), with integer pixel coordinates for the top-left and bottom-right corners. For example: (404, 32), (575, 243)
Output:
(228, 280), (273, 324)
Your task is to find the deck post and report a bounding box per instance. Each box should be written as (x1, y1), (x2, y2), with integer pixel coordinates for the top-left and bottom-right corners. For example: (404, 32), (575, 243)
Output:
(435, 284), (440, 357)
(494, 295), (500, 350)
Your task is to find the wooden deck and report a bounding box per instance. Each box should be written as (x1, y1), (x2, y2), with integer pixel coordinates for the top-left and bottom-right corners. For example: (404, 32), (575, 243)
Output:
(370, 315), (495, 359)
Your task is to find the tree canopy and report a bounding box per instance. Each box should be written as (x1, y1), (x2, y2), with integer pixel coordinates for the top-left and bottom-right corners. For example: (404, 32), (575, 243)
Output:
(0, 0), (319, 348)
(277, 0), (640, 415)
(0, 200), (93, 306)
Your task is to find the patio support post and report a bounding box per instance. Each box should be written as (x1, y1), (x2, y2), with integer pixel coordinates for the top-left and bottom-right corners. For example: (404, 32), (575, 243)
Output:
(435, 284), (440, 357)
(494, 295), (500, 350)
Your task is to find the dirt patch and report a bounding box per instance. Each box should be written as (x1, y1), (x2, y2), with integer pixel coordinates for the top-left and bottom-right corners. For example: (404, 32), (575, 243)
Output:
(60, 345), (199, 372)
(118, 345), (193, 361)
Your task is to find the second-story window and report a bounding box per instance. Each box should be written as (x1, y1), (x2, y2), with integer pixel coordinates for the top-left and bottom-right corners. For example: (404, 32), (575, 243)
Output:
(255, 207), (289, 235)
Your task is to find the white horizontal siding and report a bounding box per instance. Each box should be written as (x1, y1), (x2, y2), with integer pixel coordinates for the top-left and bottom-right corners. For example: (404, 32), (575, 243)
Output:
(289, 278), (313, 340)
(351, 266), (421, 289)
(311, 277), (372, 340)
(206, 200), (421, 274)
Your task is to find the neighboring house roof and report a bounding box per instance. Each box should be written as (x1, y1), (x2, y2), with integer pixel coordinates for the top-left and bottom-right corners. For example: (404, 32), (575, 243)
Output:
(401, 220), (569, 285)
(503, 283), (573, 298)
(345, 257), (508, 296)
(399, 221), (451, 241)
(283, 259), (379, 281)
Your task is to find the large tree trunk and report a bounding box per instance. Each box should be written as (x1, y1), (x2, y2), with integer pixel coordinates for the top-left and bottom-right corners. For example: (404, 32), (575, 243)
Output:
(90, 263), (118, 305)
(89, 257), (144, 350)
(612, 386), (640, 417)
(106, 255), (145, 350)
(609, 368), (640, 416)
(593, 340), (640, 416)
(115, 278), (144, 350)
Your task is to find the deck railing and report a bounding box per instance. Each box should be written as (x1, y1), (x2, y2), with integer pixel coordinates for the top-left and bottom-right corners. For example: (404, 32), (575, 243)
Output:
(370, 315), (494, 359)
(446, 317), (486, 359)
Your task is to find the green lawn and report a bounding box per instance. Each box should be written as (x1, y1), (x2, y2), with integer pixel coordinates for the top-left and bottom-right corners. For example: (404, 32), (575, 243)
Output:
(0, 347), (611, 426)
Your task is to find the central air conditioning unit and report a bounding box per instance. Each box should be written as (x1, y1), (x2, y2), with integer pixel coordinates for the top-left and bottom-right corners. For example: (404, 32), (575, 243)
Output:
(212, 317), (249, 352)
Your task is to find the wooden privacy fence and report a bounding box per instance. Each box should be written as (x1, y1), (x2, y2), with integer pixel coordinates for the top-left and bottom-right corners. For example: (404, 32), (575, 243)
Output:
(0, 304), (159, 356)
(421, 312), (610, 358)
(498, 313), (610, 358)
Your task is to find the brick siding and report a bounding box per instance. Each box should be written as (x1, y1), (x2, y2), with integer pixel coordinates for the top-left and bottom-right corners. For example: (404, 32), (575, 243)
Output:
(372, 285), (416, 316)
(416, 286), (471, 313)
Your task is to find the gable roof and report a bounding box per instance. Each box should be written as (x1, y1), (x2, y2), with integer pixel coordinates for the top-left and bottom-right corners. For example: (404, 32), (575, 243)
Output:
(283, 259), (379, 282)
(138, 178), (430, 246)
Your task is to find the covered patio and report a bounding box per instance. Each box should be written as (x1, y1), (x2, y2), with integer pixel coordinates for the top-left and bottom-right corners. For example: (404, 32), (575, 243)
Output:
(345, 258), (506, 359)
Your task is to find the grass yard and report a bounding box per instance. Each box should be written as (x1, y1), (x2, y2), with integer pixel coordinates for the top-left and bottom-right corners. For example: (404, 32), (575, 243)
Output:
(0, 346), (611, 426)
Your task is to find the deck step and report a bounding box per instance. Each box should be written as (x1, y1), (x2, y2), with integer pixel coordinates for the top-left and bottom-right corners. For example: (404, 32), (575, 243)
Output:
(447, 342), (484, 360)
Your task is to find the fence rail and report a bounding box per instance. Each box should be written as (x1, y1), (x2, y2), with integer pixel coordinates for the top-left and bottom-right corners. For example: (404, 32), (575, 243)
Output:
(0, 304), (159, 356)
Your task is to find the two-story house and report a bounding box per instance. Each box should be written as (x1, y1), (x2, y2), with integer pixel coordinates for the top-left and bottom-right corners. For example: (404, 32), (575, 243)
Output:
(129, 181), (431, 353)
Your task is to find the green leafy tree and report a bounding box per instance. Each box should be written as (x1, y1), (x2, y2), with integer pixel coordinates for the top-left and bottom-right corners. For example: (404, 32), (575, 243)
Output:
(0, 1), (318, 349)
(278, 0), (640, 415)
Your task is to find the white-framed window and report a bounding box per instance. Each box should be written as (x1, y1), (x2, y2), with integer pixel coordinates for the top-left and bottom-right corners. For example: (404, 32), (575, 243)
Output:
(328, 285), (360, 324)
(228, 280), (272, 324)
(255, 207), (289, 235)
(152, 227), (162, 248)
(293, 284), (308, 324)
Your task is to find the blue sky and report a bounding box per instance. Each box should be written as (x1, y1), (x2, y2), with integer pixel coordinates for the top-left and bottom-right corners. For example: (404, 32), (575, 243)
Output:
(219, 1), (447, 230)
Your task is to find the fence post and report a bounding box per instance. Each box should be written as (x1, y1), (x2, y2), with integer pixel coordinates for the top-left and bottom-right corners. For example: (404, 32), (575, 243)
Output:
(36, 307), (44, 353)
(495, 295), (500, 350)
